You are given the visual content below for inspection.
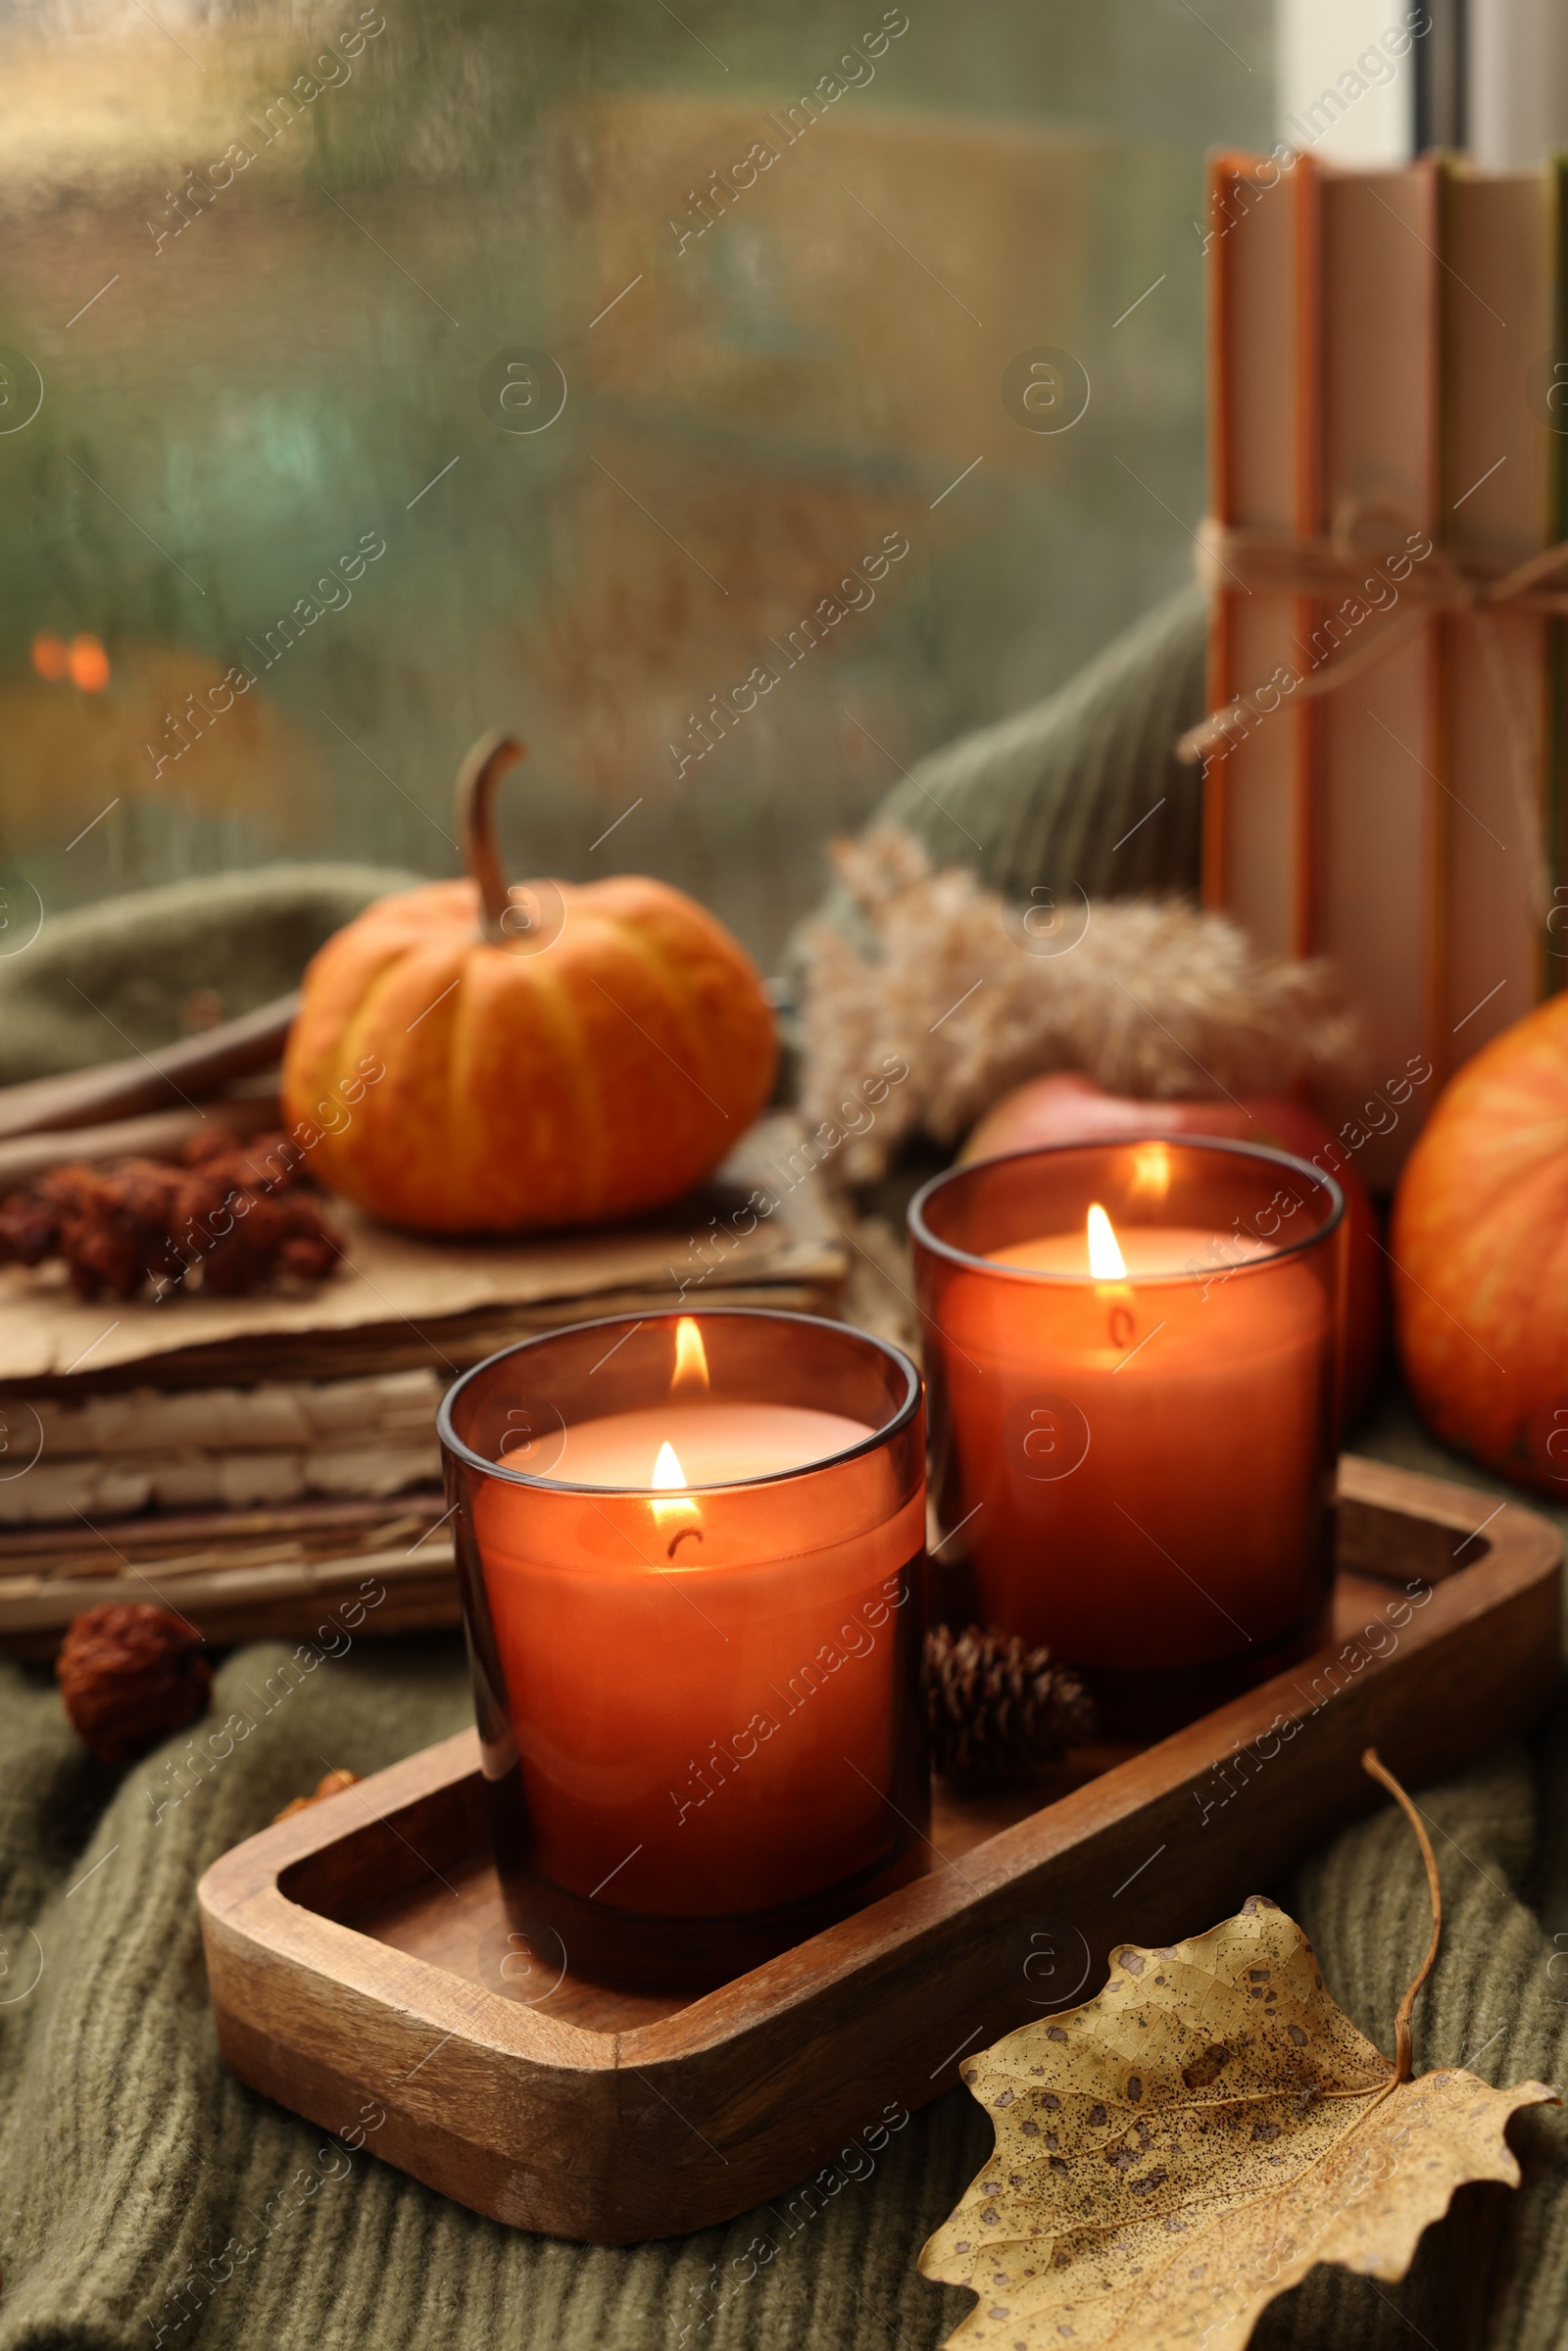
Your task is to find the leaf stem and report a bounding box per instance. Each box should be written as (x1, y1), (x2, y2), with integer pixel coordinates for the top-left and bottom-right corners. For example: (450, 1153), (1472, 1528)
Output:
(1362, 1746), (1442, 2084)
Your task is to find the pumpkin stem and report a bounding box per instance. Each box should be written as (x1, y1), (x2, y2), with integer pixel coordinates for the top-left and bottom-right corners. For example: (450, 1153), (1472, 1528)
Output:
(1361, 1746), (1443, 2083)
(455, 730), (527, 944)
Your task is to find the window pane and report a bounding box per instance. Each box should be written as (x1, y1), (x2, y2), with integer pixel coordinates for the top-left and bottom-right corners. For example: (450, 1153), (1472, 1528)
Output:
(0, 0), (1271, 964)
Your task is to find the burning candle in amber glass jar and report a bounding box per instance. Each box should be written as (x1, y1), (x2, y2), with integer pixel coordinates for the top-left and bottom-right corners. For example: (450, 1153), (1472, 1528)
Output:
(910, 1139), (1345, 1735)
(438, 1309), (926, 1990)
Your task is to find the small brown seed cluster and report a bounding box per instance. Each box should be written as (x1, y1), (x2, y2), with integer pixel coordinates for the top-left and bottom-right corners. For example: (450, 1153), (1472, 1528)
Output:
(0, 1128), (340, 1300)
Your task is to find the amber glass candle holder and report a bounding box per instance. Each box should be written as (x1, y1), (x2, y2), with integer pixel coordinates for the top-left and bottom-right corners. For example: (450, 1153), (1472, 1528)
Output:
(910, 1139), (1346, 1737)
(438, 1308), (927, 1992)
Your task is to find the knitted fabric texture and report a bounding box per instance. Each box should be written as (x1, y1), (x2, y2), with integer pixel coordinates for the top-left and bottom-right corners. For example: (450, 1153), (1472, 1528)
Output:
(0, 1398), (1563, 2351)
(790, 584), (1363, 1170)
(0, 864), (415, 1086)
(797, 585), (1210, 964)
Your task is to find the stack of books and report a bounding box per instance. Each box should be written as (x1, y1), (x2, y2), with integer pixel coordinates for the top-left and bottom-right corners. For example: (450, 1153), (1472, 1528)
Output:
(0, 1110), (849, 1652)
(1197, 148), (1568, 1185)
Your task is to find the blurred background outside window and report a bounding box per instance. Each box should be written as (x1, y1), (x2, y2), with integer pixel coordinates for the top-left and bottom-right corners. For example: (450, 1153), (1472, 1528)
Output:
(3, 0), (1306, 970)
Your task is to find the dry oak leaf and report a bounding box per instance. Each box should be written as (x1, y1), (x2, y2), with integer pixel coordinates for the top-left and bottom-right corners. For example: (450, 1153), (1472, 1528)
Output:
(272, 1768), (361, 1824)
(920, 1892), (1555, 2350)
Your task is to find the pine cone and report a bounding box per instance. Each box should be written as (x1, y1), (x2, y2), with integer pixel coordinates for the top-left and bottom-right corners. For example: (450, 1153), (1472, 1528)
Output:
(924, 1625), (1095, 1791)
(56, 1603), (212, 1763)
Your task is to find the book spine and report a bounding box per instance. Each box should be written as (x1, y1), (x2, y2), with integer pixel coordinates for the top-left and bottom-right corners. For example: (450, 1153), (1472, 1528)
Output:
(1291, 148), (1322, 964)
(1200, 145), (1306, 954)
(1438, 160), (1554, 1062)
(1424, 155), (1453, 1088)
(1547, 150), (1568, 1000)
(1202, 150), (1238, 915)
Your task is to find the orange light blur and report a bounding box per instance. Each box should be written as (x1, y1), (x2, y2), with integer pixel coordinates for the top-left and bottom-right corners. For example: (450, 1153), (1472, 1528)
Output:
(1128, 1141), (1173, 1201)
(30, 632), (69, 681)
(68, 635), (110, 693)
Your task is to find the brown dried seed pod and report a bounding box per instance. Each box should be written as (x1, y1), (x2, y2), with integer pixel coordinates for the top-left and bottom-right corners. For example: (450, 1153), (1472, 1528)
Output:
(0, 1190), (60, 1266)
(56, 1603), (212, 1764)
(0, 1130), (339, 1301)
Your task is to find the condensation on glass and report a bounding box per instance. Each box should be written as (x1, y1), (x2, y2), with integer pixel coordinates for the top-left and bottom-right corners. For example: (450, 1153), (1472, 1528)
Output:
(0, 0), (1270, 963)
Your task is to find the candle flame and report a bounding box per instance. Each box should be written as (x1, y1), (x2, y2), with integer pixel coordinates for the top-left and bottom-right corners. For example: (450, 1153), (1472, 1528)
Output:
(652, 1440), (688, 1490)
(672, 1315), (710, 1394)
(1087, 1201), (1127, 1280)
(650, 1435), (702, 1540)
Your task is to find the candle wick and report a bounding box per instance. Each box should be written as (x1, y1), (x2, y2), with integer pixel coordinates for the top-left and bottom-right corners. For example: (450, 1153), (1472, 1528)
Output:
(666, 1527), (704, 1562)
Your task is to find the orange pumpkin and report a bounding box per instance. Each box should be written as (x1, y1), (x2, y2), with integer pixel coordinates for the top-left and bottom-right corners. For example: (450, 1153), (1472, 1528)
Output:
(281, 733), (777, 1233)
(1392, 993), (1568, 1492)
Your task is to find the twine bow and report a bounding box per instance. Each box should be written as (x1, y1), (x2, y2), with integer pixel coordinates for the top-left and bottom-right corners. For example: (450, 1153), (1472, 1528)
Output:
(1176, 501), (1568, 922)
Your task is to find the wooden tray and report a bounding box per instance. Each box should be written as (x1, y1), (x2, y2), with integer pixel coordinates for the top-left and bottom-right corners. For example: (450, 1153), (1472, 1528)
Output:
(197, 1456), (1561, 2244)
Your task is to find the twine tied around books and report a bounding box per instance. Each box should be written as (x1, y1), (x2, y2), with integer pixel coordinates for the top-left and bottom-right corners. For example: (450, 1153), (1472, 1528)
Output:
(1176, 500), (1568, 921)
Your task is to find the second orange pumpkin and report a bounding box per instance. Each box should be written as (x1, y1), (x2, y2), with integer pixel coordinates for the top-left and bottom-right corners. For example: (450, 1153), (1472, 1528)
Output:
(1392, 991), (1568, 1491)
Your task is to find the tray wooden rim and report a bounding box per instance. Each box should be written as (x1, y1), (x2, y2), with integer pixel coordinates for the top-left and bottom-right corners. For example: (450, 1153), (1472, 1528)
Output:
(197, 1454), (1563, 2239)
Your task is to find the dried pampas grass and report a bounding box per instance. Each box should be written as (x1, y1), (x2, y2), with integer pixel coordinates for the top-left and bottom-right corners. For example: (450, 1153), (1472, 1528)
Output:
(799, 828), (1360, 1180)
